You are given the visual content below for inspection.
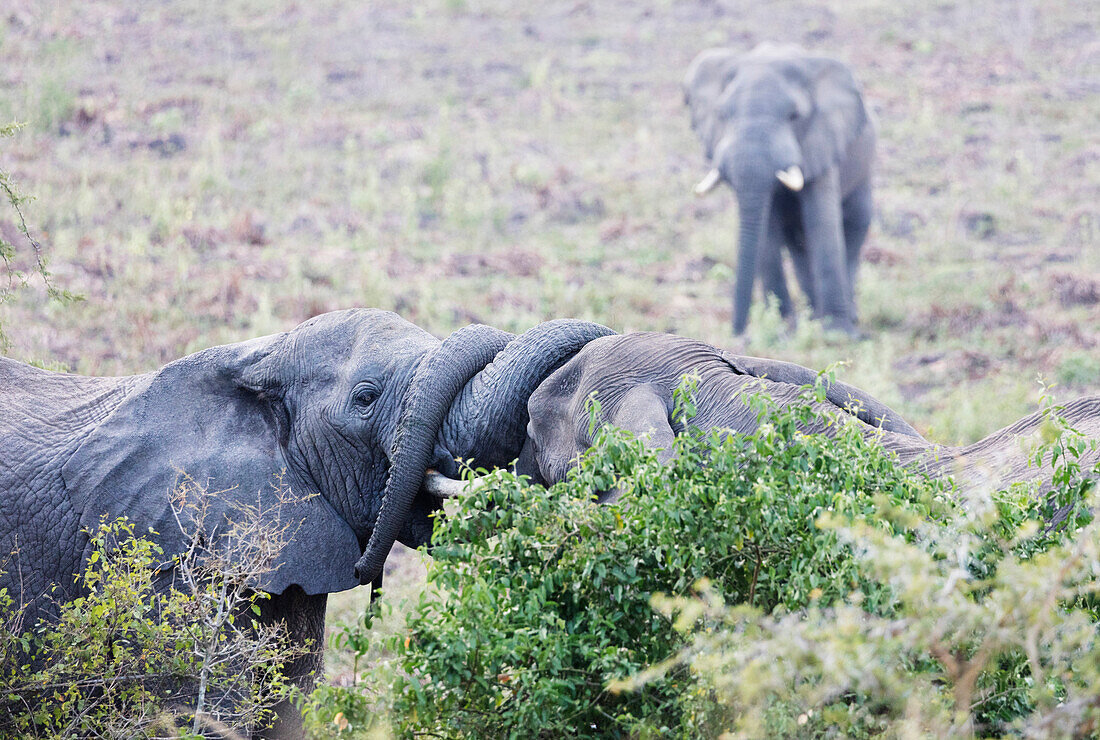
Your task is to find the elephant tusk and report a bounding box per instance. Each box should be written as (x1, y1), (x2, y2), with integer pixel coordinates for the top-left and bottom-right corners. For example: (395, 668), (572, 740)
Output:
(423, 469), (488, 499)
(775, 165), (804, 192)
(693, 168), (722, 196)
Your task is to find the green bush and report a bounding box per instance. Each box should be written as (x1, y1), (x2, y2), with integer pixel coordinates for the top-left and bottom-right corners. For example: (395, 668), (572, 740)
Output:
(0, 121), (77, 351)
(1, 513), (303, 738)
(367, 382), (1098, 739)
(381, 385), (917, 736)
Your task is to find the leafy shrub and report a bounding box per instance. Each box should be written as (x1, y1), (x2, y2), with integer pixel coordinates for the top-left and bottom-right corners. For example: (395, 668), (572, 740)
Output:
(1, 495), (304, 737)
(0, 122), (77, 350)
(369, 381), (1099, 739)
(295, 606), (395, 740)
(635, 421), (1100, 738)
(382, 383), (939, 737)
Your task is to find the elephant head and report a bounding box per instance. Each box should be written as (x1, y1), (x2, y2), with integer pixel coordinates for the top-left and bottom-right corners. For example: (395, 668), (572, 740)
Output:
(355, 319), (616, 585)
(684, 43), (874, 335)
(505, 332), (1100, 504)
(513, 332), (922, 488)
(54, 309), (508, 596)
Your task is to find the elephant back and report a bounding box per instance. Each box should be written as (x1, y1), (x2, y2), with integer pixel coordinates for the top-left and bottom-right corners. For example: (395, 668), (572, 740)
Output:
(0, 360), (142, 620)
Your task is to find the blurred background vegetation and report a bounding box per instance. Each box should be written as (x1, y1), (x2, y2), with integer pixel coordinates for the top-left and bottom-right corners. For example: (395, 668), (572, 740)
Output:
(1, 0), (1097, 710)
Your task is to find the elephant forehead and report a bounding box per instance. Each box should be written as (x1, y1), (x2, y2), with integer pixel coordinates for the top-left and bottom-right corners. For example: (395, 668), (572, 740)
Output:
(569, 333), (727, 391)
(288, 309), (439, 378)
(727, 70), (802, 110)
(293, 308), (430, 346)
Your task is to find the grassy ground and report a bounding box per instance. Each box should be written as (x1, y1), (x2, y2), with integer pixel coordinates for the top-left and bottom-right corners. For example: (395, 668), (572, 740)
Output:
(2, 0), (1097, 679)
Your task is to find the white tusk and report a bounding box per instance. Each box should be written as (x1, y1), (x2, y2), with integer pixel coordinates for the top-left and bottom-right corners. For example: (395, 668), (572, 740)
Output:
(775, 165), (804, 192)
(693, 168), (722, 196)
(423, 470), (488, 499)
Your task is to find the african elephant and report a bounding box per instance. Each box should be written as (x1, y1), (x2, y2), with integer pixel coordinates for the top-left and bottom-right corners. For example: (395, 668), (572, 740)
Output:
(511, 333), (1100, 495)
(0, 308), (611, 737)
(684, 43), (876, 336)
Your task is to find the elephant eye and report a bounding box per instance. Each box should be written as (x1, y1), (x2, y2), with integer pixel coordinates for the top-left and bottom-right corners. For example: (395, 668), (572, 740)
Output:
(351, 381), (382, 411)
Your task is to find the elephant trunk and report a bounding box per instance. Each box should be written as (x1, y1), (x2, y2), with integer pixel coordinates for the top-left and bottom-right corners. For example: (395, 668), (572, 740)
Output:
(720, 351), (923, 438)
(730, 181), (772, 335)
(717, 121), (803, 334)
(438, 319), (617, 475)
(354, 324), (512, 586)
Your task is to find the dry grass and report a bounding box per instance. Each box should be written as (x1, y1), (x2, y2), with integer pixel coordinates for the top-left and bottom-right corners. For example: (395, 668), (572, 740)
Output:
(2, 0), (1097, 664)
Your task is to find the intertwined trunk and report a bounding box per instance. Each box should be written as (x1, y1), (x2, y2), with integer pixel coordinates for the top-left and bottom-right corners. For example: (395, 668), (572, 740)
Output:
(355, 325), (512, 586)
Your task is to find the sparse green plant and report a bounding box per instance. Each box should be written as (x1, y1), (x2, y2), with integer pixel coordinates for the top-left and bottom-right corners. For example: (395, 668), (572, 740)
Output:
(1057, 353), (1100, 388)
(32, 78), (75, 134)
(296, 606), (396, 739)
(0, 122), (78, 351)
(0, 482), (307, 738)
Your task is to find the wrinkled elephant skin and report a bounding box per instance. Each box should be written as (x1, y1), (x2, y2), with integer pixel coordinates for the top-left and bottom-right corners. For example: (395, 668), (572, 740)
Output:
(0, 308), (500, 738)
(518, 333), (1100, 496)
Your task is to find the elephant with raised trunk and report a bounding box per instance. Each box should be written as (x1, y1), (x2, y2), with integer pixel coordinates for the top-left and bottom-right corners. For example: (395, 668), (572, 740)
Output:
(685, 43), (876, 337)
(0, 308), (612, 737)
(511, 333), (1100, 495)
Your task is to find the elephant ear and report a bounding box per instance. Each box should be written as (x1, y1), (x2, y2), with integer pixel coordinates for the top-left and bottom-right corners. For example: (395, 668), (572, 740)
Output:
(721, 351), (922, 438)
(796, 56), (870, 183)
(60, 335), (361, 596)
(595, 385), (677, 504)
(522, 377), (677, 490)
(609, 385), (677, 463)
(683, 47), (740, 160)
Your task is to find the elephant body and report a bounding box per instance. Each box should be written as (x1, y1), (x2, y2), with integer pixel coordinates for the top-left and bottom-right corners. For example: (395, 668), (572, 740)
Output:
(684, 43), (876, 336)
(2, 310), (448, 736)
(0, 309), (614, 736)
(517, 333), (1100, 495)
(1, 365), (140, 616)
(10, 311), (1092, 733)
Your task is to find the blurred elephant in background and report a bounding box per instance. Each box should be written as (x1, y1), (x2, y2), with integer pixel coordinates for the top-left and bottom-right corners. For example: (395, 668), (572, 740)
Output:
(0, 308), (611, 737)
(684, 43), (876, 337)
(509, 333), (1100, 496)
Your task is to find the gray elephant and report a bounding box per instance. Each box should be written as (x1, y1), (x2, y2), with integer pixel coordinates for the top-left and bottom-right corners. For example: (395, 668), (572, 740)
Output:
(684, 43), (876, 336)
(511, 332), (1100, 495)
(0, 308), (612, 737)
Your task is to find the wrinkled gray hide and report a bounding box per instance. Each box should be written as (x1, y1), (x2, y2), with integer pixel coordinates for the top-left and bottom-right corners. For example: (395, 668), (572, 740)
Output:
(0, 310), (619, 737)
(518, 333), (1100, 495)
(684, 43), (876, 336)
(0, 309), (446, 738)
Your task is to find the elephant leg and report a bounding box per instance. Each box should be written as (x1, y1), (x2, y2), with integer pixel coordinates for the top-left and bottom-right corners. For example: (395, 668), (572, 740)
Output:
(841, 180), (873, 320)
(256, 586), (328, 740)
(777, 191), (815, 313)
(798, 169), (855, 335)
(757, 207), (794, 320)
